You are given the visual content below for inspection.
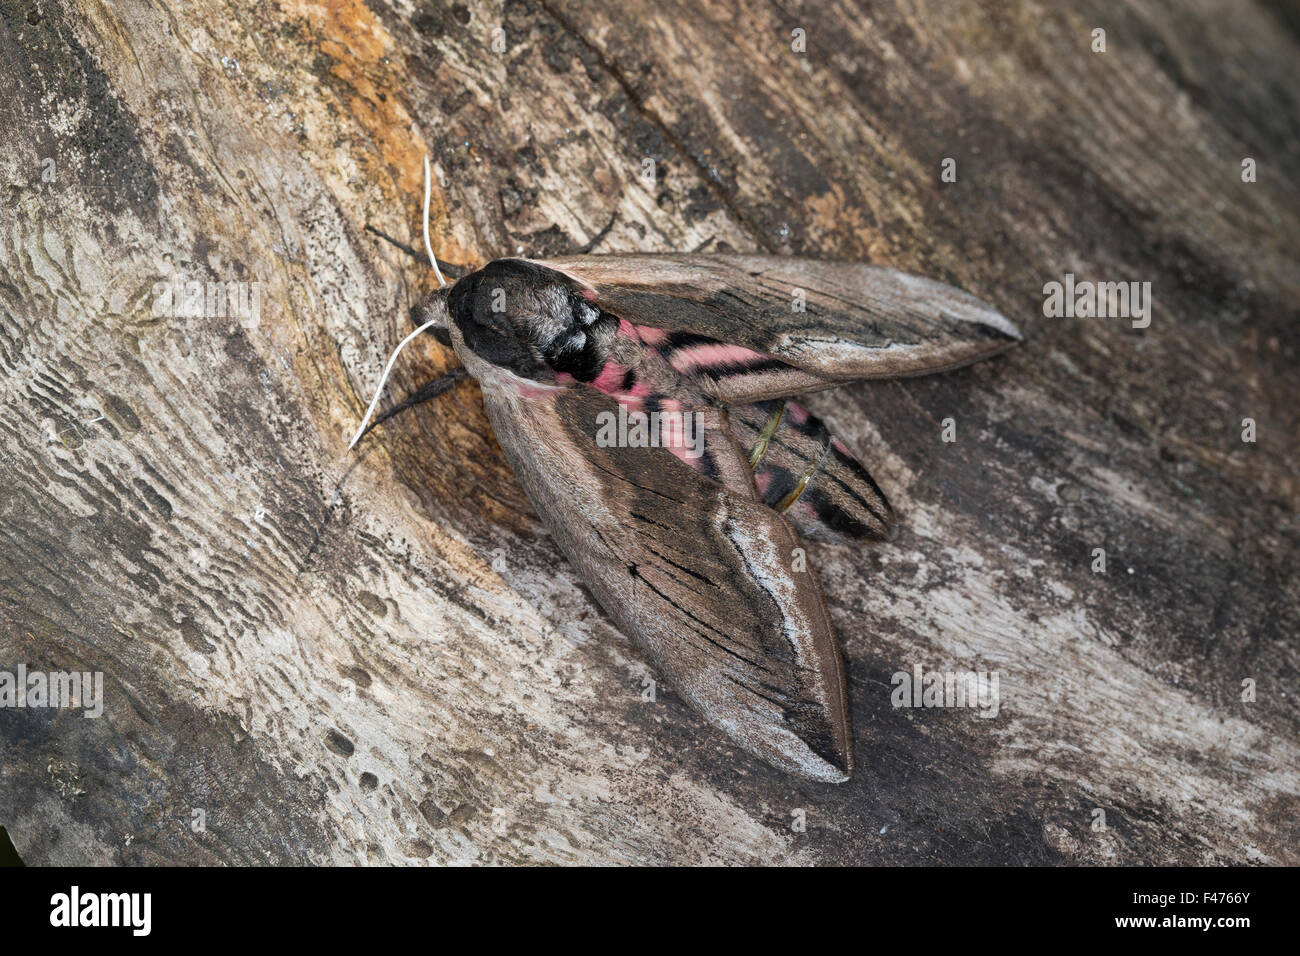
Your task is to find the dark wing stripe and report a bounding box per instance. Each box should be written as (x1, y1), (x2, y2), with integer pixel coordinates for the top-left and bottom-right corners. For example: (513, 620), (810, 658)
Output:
(706, 359), (791, 377)
(724, 672), (800, 710)
(823, 444), (890, 524)
(629, 566), (770, 670)
(642, 542), (722, 590)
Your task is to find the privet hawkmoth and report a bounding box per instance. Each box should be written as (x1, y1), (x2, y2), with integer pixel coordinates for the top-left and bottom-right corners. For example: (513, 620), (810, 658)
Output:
(355, 176), (1019, 782)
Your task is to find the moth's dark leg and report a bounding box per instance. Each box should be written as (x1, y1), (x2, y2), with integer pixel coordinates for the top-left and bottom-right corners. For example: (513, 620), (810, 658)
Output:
(363, 223), (468, 279)
(488, 213), (615, 260)
(575, 212), (618, 254)
(353, 367), (470, 445)
(729, 400), (892, 541)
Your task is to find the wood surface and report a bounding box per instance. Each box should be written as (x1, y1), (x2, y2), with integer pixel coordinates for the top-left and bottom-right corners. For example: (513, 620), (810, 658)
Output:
(0, 0), (1297, 864)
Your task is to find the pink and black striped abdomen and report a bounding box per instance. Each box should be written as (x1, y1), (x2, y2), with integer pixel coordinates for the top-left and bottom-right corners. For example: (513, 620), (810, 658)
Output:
(655, 331), (836, 404)
(729, 400), (892, 541)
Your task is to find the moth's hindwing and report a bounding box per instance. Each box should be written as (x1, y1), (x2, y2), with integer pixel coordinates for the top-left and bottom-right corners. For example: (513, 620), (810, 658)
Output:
(729, 400), (892, 541)
(471, 368), (854, 783)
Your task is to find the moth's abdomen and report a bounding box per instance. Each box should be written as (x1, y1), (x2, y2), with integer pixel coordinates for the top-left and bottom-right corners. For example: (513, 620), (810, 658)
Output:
(730, 400), (892, 541)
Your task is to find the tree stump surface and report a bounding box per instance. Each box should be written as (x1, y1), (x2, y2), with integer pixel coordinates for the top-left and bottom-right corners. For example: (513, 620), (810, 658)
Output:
(0, 0), (1297, 865)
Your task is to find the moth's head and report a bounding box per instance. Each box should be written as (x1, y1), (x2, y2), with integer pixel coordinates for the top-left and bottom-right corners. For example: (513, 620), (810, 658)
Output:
(444, 259), (617, 384)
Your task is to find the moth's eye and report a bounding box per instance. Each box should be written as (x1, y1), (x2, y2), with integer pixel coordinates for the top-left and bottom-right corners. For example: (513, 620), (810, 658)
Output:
(459, 313), (542, 378)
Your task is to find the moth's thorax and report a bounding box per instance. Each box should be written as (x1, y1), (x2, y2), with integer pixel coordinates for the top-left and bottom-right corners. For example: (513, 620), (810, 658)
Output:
(447, 258), (620, 386)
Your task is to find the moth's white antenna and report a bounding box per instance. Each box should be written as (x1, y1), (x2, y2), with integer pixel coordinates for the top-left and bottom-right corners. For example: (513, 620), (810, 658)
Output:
(347, 316), (443, 450)
(424, 154), (446, 288)
(348, 153), (450, 451)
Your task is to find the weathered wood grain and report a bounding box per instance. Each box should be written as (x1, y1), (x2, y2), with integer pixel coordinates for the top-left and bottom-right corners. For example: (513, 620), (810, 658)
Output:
(0, 0), (1296, 864)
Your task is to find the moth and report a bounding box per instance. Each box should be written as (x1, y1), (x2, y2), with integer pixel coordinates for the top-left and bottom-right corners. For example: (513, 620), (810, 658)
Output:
(354, 169), (1020, 782)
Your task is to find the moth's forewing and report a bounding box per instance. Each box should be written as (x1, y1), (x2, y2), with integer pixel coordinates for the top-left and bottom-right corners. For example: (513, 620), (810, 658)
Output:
(536, 254), (1020, 403)
(453, 320), (854, 782)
